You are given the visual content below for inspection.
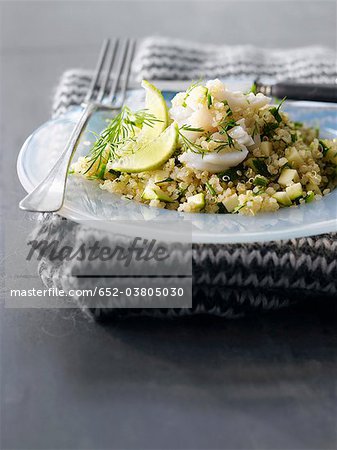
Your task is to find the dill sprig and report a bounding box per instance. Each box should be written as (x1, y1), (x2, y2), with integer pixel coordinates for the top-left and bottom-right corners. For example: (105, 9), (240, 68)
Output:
(222, 100), (233, 117)
(178, 125), (206, 155)
(84, 106), (162, 177)
(179, 121), (238, 155)
(218, 118), (238, 148)
(181, 79), (204, 107)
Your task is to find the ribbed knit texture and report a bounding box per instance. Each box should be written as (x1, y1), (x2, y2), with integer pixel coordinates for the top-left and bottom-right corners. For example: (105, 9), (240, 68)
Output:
(37, 37), (337, 320)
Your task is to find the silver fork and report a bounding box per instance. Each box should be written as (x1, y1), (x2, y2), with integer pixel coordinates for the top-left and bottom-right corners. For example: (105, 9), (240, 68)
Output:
(19, 37), (136, 212)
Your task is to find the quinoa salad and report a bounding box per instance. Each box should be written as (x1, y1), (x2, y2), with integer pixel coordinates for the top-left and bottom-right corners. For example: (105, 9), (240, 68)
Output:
(72, 79), (337, 215)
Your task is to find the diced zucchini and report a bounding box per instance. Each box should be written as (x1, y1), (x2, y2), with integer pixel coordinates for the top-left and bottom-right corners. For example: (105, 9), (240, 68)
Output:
(187, 193), (205, 211)
(306, 182), (321, 195)
(142, 185), (174, 203)
(153, 171), (169, 182)
(273, 192), (292, 206)
(259, 141), (273, 156)
(278, 168), (299, 186)
(286, 147), (304, 167)
(305, 191), (315, 203)
(222, 194), (239, 212)
(285, 182), (303, 200)
(325, 147), (337, 165)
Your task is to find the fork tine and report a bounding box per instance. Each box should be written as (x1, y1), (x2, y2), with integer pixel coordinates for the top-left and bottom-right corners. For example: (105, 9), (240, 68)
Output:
(84, 38), (110, 103)
(96, 38), (119, 103)
(117, 39), (136, 106)
(107, 38), (130, 103)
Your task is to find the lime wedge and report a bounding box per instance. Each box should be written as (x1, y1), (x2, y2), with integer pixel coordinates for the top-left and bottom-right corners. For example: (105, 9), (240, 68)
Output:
(140, 80), (169, 140)
(110, 123), (178, 173)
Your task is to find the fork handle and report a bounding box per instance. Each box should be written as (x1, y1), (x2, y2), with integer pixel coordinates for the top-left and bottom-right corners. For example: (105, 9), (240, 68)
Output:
(257, 81), (337, 103)
(19, 103), (97, 212)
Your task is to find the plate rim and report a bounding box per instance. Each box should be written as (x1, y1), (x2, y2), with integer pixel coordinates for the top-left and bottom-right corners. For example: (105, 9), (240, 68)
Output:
(17, 93), (337, 244)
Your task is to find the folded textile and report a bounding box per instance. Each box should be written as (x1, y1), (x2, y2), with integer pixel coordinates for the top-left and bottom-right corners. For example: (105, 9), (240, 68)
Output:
(38, 37), (337, 320)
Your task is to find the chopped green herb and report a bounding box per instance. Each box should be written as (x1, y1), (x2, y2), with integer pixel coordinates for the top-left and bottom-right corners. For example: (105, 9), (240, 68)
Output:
(252, 159), (270, 177)
(179, 125), (205, 154)
(253, 176), (268, 187)
(233, 203), (246, 213)
(207, 93), (213, 108)
(218, 165), (243, 182)
(319, 140), (330, 157)
(217, 202), (229, 214)
(249, 82), (257, 95)
(294, 121), (303, 129)
(186, 79), (203, 93)
(205, 181), (216, 196)
(262, 121), (278, 138)
(218, 118), (238, 147)
(253, 188), (265, 196)
(252, 122), (259, 137)
(270, 97), (286, 123)
(221, 118), (237, 132)
(222, 100), (233, 116)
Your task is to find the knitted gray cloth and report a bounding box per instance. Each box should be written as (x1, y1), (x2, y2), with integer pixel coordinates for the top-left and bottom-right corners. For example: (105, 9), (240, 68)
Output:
(37, 37), (337, 320)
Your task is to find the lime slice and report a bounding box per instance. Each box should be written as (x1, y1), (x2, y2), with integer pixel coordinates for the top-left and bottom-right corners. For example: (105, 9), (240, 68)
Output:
(140, 80), (169, 140)
(110, 123), (178, 173)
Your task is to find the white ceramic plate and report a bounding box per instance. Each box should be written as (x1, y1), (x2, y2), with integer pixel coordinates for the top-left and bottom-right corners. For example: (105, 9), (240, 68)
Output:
(17, 81), (337, 243)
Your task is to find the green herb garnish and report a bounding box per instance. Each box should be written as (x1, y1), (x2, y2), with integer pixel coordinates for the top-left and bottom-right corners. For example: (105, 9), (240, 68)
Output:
(270, 97), (286, 123)
(222, 100), (233, 116)
(293, 121), (303, 129)
(218, 165), (243, 182)
(253, 176), (268, 187)
(179, 125), (205, 154)
(252, 159), (270, 177)
(219, 118), (238, 147)
(217, 202), (229, 214)
(207, 93), (213, 108)
(261, 122), (279, 139)
(205, 181), (216, 196)
(319, 140), (330, 157)
(85, 106), (161, 178)
(249, 82), (258, 95)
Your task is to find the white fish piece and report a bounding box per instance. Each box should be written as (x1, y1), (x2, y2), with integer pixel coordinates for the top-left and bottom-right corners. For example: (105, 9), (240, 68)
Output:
(223, 90), (249, 111)
(177, 107), (217, 141)
(206, 79), (227, 101)
(171, 92), (187, 108)
(179, 147), (249, 173)
(185, 85), (208, 111)
(170, 105), (194, 125)
(228, 123), (255, 147)
(246, 92), (271, 109)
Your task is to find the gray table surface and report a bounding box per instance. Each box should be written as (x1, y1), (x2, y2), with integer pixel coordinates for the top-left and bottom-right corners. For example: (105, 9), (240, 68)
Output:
(1, 1), (336, 449)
